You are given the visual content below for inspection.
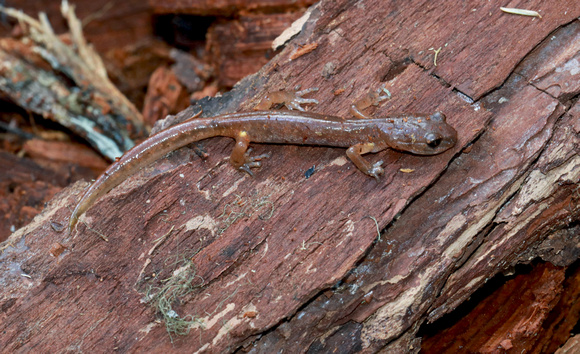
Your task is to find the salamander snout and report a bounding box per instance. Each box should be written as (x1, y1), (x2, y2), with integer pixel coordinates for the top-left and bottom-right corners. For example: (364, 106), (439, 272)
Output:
(420, 112), (458, 154)
(384, 112), (458, 155)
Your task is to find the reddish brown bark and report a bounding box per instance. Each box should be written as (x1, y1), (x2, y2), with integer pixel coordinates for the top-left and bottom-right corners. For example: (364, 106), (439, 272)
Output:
(22, 140), (108, 173)
(141, 66), (189, 126)
(0, 0), (579, 353)
(206, 12), (306, 87)
(0, 152), (79, 242)
(422, 263), (566, 352)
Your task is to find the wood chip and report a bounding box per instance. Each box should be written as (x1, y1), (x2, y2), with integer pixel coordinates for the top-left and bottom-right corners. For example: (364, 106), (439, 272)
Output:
(500, 7), (542, 18)
(290, 42), (319, 60)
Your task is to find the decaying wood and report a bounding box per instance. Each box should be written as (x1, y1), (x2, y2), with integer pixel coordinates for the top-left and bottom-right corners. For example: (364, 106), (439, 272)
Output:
(22, 139), (108, 173)
(0, 152), (74, 242)
(2, 0), (153, 53)
(0, 0), (579, 352)
(150, 0), (316, 16)
(422, 263), (567, 352)
(557, 333), (580, 354)
(0, 3), (148, 160)
(105, 39), (176, 111)
(168, 49), (214, 93)
(142, 66), (188, 126)
(141, 49), (215, 125)
(207, 12), (306, 87)
(421, 257), (580, 353)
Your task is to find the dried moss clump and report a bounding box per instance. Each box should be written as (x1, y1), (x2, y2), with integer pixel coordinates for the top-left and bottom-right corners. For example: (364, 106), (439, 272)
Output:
(146, 258), (205, 338)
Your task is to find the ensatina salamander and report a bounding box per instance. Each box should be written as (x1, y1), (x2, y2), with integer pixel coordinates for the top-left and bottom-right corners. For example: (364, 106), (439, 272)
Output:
(69, 89), (457, 232)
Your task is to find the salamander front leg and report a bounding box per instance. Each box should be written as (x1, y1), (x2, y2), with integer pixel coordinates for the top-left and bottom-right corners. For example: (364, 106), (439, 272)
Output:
(230, 131), (270, 176)
(346, 142), (385, 181)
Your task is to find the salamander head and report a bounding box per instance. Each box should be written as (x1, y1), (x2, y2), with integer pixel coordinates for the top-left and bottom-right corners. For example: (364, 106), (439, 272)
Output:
(382, 112), (458, 155)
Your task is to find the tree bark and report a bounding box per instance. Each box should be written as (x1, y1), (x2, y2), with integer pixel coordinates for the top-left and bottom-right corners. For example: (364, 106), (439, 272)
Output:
(1, 0), (579, 352)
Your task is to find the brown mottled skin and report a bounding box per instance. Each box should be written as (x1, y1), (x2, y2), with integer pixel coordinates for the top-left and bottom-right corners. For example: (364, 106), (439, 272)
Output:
(69, 90), (457, 232)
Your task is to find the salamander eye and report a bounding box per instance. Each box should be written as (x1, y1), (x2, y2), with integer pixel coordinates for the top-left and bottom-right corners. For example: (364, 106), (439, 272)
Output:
(426, 133), (442, 148)
(431, 112), (446, 122)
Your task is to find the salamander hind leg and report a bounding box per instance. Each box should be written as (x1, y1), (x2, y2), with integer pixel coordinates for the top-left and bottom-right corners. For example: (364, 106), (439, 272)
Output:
(230, 131), (271, 176)
(254, 87), (319, 111)
(350, 84), (391, 119)
(346, 142), (385, 181)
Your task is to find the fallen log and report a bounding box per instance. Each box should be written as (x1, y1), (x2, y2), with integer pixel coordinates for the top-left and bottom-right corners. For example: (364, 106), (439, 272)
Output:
(0, 0), (579, 352)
